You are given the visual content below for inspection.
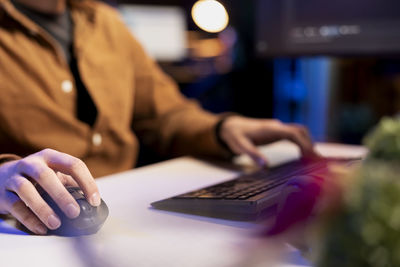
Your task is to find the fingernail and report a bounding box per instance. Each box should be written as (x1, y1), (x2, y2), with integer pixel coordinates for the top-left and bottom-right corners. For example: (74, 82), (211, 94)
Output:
(257, 158), (268, 167)
(48, 214), (61, 229)
(35, 225), (47, 235)
(66, 203), (80, 218)
(89, 192), (101, 206)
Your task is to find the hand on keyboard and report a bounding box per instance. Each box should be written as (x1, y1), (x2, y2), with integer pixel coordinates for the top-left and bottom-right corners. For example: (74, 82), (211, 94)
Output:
(218, 116), (318, 167)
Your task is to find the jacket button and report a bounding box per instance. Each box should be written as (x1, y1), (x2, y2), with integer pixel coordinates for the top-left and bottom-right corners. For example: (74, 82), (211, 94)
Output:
(92, 133), (102, 146)
(61, 80), (73, 93)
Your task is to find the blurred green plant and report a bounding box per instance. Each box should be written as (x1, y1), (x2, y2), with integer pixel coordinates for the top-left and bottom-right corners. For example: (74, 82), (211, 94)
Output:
(364, 117), (400, 161)
(314, 117), (400, 267)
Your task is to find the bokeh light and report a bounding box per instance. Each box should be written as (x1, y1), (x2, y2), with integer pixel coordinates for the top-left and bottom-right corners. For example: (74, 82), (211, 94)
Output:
(191, 0), (229, 33)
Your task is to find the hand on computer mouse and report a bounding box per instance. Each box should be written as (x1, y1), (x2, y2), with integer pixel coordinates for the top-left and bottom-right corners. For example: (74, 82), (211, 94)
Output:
(0, 149), (101, 235)
(41, 187), (109, 236)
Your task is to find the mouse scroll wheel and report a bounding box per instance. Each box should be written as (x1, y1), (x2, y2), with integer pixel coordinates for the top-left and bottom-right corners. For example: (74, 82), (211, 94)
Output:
(67, 187), (85, 199)
(79, 200), (94, 214)
(71, 191), (85, 199)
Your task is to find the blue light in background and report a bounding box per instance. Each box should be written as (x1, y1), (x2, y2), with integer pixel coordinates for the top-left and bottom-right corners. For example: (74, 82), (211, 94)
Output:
(273, 57), (332, 142)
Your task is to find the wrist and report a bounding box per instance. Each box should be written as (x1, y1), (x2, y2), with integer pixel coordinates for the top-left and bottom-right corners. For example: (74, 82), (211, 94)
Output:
(215, 115), (240, 155)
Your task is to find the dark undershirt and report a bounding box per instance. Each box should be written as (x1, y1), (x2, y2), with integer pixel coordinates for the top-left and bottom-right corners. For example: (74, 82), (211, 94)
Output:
(12, 1), (98, 126)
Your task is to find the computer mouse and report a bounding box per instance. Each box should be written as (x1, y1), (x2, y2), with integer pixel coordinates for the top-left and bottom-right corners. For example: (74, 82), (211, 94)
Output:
(41, 187), (109, 237)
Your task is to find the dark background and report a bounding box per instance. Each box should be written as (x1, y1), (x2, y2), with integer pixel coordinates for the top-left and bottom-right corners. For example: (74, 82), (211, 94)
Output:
(103, 0), (400, 148)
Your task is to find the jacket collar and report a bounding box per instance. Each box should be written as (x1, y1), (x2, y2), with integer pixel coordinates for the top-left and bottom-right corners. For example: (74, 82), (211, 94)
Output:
(0, 0), (98, 65)
(0, 0), (97, 33)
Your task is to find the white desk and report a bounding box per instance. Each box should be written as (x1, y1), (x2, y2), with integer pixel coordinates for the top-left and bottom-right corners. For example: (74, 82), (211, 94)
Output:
(0, 141), (367, 267)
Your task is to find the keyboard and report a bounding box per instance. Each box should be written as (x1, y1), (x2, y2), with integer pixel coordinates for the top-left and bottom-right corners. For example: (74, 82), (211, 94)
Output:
(151, 157), (360, 221)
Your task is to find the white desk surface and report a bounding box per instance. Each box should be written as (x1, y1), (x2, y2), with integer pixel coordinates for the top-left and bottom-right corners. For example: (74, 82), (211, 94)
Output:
(0, 141), (367, 267)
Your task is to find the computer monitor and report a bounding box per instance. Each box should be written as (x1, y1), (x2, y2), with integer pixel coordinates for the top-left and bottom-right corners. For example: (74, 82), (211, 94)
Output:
(119, 5), (187, 61)
(256, 0), (400, 57)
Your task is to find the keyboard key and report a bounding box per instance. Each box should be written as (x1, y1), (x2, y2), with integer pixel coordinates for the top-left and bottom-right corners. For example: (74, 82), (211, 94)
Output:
(197, 194), (224, 199)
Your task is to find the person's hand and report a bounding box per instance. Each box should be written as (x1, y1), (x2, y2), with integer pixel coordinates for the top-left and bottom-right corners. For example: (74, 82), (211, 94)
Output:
(219, 116), (317, 166)
(0, 149), (101, 235)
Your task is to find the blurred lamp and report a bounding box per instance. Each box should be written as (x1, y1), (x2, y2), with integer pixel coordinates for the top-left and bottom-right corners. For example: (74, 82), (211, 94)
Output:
(191, 0), (229, 33)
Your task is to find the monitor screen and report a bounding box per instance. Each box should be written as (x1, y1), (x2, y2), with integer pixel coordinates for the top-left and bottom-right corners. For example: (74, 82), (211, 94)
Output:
(119, 5), (187, 61)
(256, 0), (400, 56)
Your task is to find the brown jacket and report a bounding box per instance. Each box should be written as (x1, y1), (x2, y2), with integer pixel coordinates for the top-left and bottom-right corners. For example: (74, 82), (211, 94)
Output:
(0, 0), (229, 177)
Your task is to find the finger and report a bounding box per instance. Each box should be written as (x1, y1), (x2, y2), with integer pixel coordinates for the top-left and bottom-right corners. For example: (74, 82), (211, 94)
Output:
(39, 149), (100, 206)
(286, 125), (320, 158)
(293, 126), (321, 158)
(235, 135), (269, 167)
(6, 175), (62, 230)
(6, 192), (47, 235)
(16, 160), (81, 220)
(283, 126), (315, 156)
(223, 134), (245, 155)
(57, 172), (79, 187)
(226, 136), (267, 167)
(291, 124), (312, 141)
(224, 135), (268, 166)
(293, 125), (316, 149)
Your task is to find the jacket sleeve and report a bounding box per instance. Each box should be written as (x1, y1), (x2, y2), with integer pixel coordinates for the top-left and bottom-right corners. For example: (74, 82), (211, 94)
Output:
(119, 28), (231, 158)
(0, 154), (21, 165)
(131, 41), (232, 158)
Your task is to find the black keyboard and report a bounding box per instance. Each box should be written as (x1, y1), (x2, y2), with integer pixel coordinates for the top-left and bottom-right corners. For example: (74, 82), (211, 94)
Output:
(151, 157), (360, 221)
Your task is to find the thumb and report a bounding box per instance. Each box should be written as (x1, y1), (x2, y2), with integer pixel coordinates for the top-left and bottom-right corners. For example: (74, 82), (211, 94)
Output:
(236, 135), (269, 167)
